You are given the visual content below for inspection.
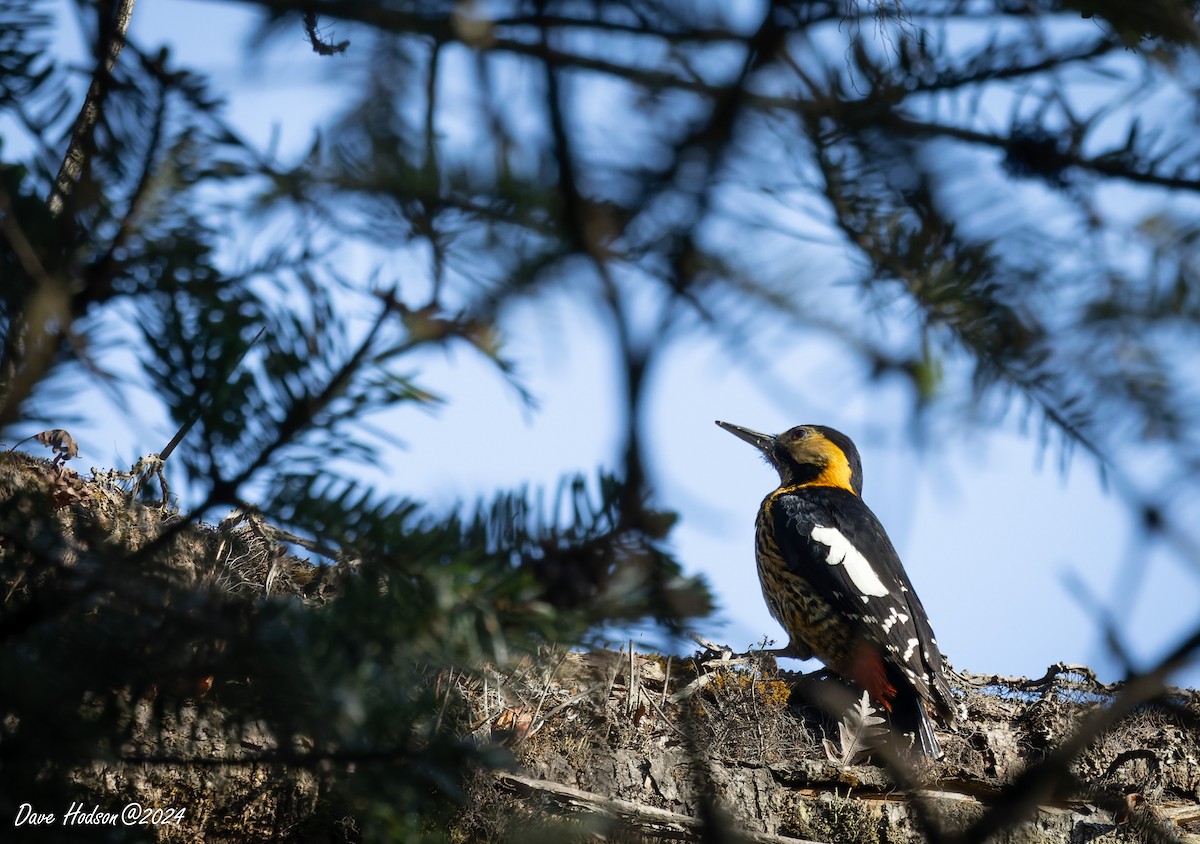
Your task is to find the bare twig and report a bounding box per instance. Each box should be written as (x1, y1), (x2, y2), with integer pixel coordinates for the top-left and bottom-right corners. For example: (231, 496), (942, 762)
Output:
(637, 684), (688, 738)
(627, 638), (637, 716)
(519, 649), (571, 747)
(662, 655), (672, 708)
(303, 11), (350, 56)
(158, 326), (267, 463)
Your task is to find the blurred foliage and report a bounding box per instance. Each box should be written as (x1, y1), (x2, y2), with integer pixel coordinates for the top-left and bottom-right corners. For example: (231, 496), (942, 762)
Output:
(0, 449), (703, 840)
(3, 0), (1200, 840)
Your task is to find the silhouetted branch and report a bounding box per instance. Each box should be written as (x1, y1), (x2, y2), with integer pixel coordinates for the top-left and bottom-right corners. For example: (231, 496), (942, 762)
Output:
(303, 10), (350, 56)
(47, 0), (136, 216)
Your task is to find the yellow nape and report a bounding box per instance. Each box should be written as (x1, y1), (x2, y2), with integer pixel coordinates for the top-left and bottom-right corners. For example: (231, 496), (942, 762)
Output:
(785, 432), (856, 495)
(811, 459), (855, 494)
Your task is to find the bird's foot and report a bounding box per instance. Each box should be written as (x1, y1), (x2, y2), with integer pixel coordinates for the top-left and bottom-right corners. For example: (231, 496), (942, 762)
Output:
(760, 640), (814, 662)
(687, 634), (815, 668)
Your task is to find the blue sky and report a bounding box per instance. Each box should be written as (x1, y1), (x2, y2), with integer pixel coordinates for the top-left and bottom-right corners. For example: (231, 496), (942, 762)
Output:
(14, 0), (1200, 687)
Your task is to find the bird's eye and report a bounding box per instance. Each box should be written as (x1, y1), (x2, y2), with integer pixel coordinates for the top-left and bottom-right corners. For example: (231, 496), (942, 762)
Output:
(790, 429), (809, 442)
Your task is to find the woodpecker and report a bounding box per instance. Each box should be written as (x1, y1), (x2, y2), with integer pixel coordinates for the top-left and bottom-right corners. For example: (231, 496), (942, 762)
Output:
(717, 421), (956, 758)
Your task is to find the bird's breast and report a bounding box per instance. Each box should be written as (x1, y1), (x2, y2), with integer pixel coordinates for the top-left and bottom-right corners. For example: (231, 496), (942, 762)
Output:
(753, 496), (853, 666)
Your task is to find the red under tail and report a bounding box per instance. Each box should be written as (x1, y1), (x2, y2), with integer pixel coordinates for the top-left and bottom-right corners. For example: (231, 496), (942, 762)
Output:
(851, 643), (896, 712)
(852, 642), (943, 758)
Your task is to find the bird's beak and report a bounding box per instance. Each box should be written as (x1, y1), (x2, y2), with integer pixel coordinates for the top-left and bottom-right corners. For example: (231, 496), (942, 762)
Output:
(715, 421), (775, 455)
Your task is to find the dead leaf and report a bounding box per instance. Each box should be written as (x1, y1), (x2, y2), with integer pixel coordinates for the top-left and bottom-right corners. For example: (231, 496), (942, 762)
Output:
(46, 463), (89, 510)
(34, 429), (78, 464)
(823, 690), (888, 768)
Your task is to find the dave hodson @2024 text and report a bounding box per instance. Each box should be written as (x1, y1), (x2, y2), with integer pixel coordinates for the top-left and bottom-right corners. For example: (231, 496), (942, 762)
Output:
(14, 802), (187, 829)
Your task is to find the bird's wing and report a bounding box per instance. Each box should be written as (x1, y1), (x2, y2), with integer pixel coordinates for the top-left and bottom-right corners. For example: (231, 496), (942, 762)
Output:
(772, 487), (954, 721)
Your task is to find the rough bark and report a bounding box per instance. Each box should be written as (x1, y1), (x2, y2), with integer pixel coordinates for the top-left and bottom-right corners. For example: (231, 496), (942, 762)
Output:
(451, 649), (1200, 844)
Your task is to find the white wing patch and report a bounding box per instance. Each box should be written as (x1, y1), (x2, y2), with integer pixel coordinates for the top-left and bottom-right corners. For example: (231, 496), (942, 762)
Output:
(881, 606), (910, 633)
(810, 525), (889, 598)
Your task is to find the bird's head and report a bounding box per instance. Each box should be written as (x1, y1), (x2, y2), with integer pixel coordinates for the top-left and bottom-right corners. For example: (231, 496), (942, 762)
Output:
(716, 421), (863, 496)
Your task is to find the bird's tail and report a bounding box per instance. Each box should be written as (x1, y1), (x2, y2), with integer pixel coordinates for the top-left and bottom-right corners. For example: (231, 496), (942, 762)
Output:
(888, 685), (943, 759)
(913, 706), (942, 759)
